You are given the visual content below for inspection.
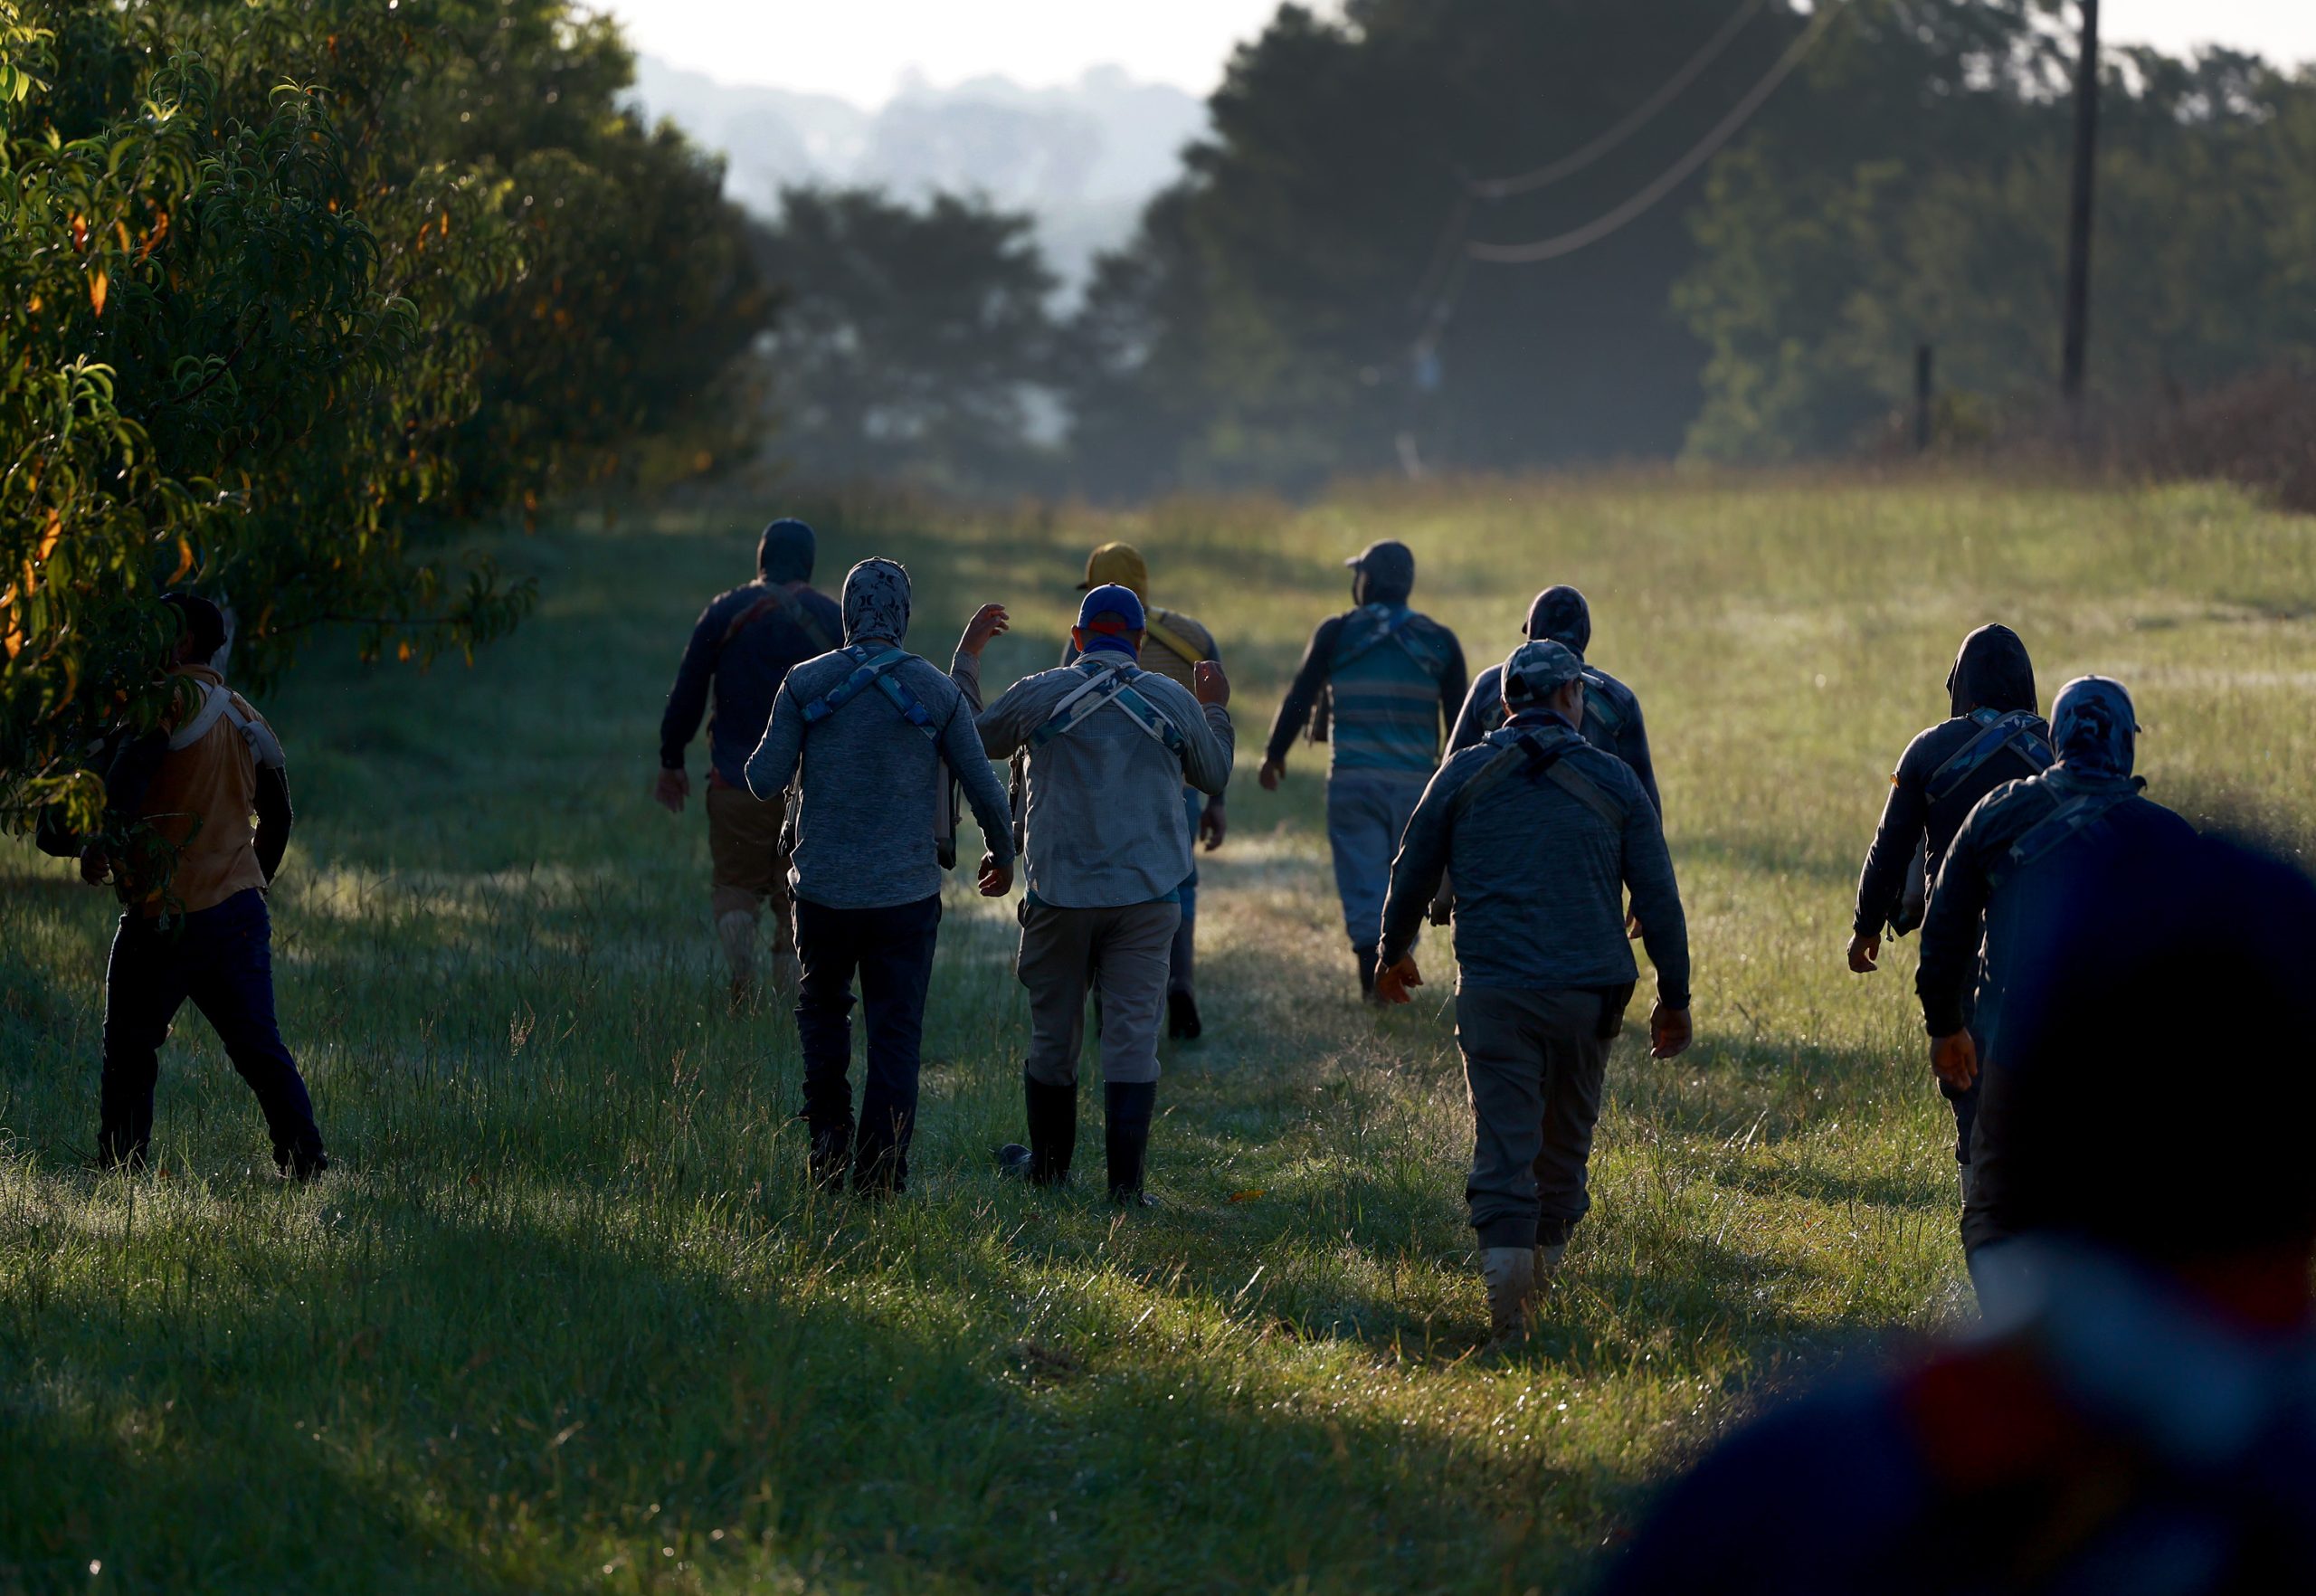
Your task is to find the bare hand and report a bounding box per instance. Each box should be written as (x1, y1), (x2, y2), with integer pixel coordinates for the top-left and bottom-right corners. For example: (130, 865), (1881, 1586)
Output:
(1375, 955), (1422, 1005)
(1931, 1031), (1979, 1090)
(960, 603), (1011, 658)
(1192, 660), (1230, 708)
(1649, 1002), (1692, 1059)
(1847, 930), (1881, 974)
(79, 848), (111, 887)
(653, 768), (689, 814)
(1258, 758), (1284, 792)
(1627, 908), (1644, 942)
(1200, 803), (1227, 851)
(977, 852), (1014, 898)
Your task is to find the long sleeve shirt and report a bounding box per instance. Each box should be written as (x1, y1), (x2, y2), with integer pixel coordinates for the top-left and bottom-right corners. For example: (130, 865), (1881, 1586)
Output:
(660, 579), (843, 787)
(1853, 712), (2052, 937)
(745, 645), (1012, 910)
(1915, 769), (2194, 1041)
(1263, 609), (1467, 774)
(1448, 660), (1662, 815)
(960, 652), (1234, 909)
(1380, 716), (1689, 1004)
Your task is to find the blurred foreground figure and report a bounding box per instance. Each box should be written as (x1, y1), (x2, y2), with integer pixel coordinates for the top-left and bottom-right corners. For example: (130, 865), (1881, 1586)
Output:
(656, 518), (841, 1003)
(1847, 624), (2052, 1202)
(745, 561), (1015, 1195)
(1448, 585), (1659, 814)
(963, 584), (1234, 1203)
(1067, 543), (1227, 1040)
(1600, 831), (2316, 1596)
(1376, 641), (1690, 1338)
(1916, 676), (2193, 1266)
(81, 594), (326, 1179)
(1260, 540), (1466, 1001)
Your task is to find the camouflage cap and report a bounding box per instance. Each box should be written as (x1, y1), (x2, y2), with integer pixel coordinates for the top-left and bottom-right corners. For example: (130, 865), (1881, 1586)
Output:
(1500, 639), (1582, 708)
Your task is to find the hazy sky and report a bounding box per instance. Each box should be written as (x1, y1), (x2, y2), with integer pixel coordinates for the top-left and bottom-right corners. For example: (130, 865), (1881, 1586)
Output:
(600, 1), (2316, 104)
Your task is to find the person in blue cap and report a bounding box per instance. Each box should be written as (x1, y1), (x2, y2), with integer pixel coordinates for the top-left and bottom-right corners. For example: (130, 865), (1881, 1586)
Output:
(1374, 640), (1691, 1338)
(957, 584), (1235, 1204)
(1259, 539), (1467, 1001)
(656, 518), (843, 1004)
(1914, 674), (2196, 1270)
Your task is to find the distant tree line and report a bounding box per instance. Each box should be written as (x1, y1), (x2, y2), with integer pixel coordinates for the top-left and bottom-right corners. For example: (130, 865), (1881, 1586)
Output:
(1, 0), (768, 829)
(745, 0), (2316, 498)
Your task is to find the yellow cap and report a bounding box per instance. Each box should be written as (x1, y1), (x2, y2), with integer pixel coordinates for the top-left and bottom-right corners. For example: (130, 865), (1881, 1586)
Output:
(1080, 541), (1149, 602)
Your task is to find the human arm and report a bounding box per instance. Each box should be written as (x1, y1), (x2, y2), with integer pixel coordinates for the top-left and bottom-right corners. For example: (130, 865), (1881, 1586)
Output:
(1618, 695), (1664, 819)
(658, 601), (722, 773)
(1436, 628), (1469, 744)
(1379, 767), (1459, 969)
(253, 765), (293, 882)
(972, 676), (1049, 761)
(940, 691), (1016, 877)
(1621, 785), (1692, 1012)
(1854, 746), (1931, 939)
(1914, 806), (1998, 1040)
(742, 682), (807, 801)
(1261, 615), (1345, 774)
(1446, 670), (1494, 755)
(81, 730), (169, 883)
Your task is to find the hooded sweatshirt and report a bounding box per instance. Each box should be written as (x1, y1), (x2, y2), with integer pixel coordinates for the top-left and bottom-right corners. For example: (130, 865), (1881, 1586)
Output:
(660, 522), (843, 788)
(1448, 588), (1659, 813)
(1915, 676), (2194, 1043)
(1264, 545), (1466, 775)
(1852, 624), (2050, 938)
(744, 559), (1012, 910)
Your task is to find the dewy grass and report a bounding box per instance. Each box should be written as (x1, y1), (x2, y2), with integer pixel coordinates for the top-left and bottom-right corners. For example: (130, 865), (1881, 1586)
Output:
(3, 472), (2312, 1591)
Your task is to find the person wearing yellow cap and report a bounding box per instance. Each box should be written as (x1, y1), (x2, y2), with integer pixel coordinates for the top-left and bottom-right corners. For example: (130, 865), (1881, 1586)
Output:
(1063, 542), (1227, 1040)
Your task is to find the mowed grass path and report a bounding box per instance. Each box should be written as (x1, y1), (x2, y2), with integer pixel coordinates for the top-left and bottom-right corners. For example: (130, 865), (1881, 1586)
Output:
(4, 473), (2313, 1592)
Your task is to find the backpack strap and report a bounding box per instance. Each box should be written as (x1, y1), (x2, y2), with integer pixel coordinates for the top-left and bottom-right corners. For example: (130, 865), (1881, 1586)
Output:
(1451, 732), (1626, 828)
(723, 584), (838, 656)
(1988, 787), (2138, 894)
(1031, 662), (1186, 755)
(165, 682), (283, 767)
(1579, 669), (1626, 741)
(1332, 608), (1437, 675)
(1142, 613), (1208, 670)
(166, 682), (233, 751)
(868, 668), (940, 744)
(801, 645), (914, 728)
(1926, 709), (2054, 807)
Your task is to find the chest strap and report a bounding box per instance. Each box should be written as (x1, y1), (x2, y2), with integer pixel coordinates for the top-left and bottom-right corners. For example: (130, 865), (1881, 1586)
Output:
(1988, 787), (2138, 894)
(166, 682), (284, 768)
(1334, 608), (1438, 676)
(1031, 662), (1185, 755)
(1927, 708), (2054, 806)
(801, 646), (938, 741)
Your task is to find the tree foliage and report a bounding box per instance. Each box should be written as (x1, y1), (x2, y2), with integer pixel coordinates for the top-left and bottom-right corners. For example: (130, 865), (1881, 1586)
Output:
(0, 0), (770, 832)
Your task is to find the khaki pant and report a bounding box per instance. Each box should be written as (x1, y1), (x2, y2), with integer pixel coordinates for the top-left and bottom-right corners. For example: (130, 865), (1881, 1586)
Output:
(1457, 985), (1614, 1250)
(706, 782), (794, 952)
(1017, 899), (1180, 1088)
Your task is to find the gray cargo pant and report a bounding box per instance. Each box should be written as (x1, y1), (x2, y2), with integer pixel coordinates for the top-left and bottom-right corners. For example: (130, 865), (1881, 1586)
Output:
(1457, 985), (1616, 1249)
(1325, 769), (1429, 947)
(1017, 899), (1181, 1088)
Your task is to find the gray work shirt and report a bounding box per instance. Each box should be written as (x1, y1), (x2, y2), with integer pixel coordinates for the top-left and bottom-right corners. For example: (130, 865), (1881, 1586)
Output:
(745, 645), (1014, 910)
(958, 651), (1234, 909)
(1380, 716), (1690, 1004)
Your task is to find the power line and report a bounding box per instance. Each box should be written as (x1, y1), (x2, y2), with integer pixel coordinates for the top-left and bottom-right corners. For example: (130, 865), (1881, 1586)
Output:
(1466, 0), (1850, 266)
(1465, 0), (1770, 202)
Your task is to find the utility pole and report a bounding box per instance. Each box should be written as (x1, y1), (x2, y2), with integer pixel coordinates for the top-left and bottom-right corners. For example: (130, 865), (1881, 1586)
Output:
(2060, 0), (2101, 422)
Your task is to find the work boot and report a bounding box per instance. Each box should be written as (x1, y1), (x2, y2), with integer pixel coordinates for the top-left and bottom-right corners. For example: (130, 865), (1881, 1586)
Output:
(808, 1123), (852, 1194)
(1000, 1073), (1078, 1187)
(1536, 1240), (1569, 1276)
(1105, 1081), (1158, 1208)
(1166, 990), (1202, 1041)
(278, 1142), (329, 1183)
(1481, 1247), (1538, 1340)
(717, 910), (758, 1010)
(1353, 944), (1381, 1004)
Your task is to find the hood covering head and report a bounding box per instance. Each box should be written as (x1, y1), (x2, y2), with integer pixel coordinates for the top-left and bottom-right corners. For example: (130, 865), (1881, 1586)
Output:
(758, 518), (817, 584)
(840, 558), (911, 645)
(1077, 583), (1145, 658)
(1946, 622), (2036, 717)
(1345, 540), (1416, 606)
(2049, 675), (2138, 779)
(1523, 585), (1591, 653)
(1500, 640), (1583, 712)
(1080, 542), (1150, 603)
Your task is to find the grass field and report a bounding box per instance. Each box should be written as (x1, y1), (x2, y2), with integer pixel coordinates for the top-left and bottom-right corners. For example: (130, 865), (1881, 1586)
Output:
(4, 470), (2314, 1592)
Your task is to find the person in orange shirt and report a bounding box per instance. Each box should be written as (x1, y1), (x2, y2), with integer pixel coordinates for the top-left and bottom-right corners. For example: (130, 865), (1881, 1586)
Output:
(79, 594), (326, 1179)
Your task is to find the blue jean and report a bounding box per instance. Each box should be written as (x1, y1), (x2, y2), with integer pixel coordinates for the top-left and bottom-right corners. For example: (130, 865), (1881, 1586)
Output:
(100, 888), (323, 1173)
(1325, 769), (1429, 948)
(793, 892), (942, 1191)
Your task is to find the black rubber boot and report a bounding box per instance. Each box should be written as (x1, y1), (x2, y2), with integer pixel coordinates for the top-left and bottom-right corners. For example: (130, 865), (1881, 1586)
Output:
(1000, 1073), (1078, 1187)
(1166, 990), (1202, 1041)
(1105, 1081), (1157, 1207)
(808, 1122), (853, 1193)
(1353, 944), (1381, 1004)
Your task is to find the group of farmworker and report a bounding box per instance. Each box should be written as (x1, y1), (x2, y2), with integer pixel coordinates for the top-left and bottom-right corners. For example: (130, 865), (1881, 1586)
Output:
(66, 508), (2316, 1592)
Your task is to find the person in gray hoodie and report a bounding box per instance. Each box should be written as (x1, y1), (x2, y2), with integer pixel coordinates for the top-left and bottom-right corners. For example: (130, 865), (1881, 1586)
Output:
(745, 560), (1016, 1195)
(956, 584), (1235, 1204)
(1376, 640), (1692, 1339)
